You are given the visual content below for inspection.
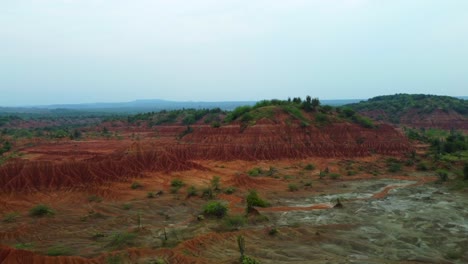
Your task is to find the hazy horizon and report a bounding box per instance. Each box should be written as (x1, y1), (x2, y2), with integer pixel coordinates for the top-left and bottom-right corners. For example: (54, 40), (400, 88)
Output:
(1, 0), (467, 106)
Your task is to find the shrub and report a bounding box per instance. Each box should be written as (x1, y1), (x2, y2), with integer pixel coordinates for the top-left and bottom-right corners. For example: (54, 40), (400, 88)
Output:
(3, 212), (20, 223)
(88, 195), (103, 203)
(46, 245), (72, 256)
(288, 184), (299, 192)
(203, 201), (228, 218)
(304, 163), (315, 171)
(131, 182), (143, 189)
(222, 215), (246, 230)
(388, 162), (401, 172)
(304, 181), (312, 187)
(186, 186), (197, 197)
(247, 167), (262, 176)
(171, 179), (185, 188)
(14, 243), (34, 250)
(246, 190), (269, 212)
(201, 187), (215, 199)
(147, 192), (155, 198)
(268, 228), (278, 236)
(416, 162), (428, 171)
(29, 204), (54, 217)
(224, 187), (236, 194)
(106, 232), (137, 250)
(437, 169), (449, 182)
(464, 163), (468, 180)
(329, 173), (341, 180)
(211, 176), (221, 191)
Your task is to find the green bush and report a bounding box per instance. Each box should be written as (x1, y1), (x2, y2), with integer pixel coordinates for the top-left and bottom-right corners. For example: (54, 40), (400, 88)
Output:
(222, 215), (246, 229)
(186, 186), (198, 197)
(288, 184), (299, 192)
(131, 182), (143, 189)
(224, 187), (236, 194)
(29, 204), (54, 217)
(106, 232), (137, 250)
(246, 190), (269, 212)
(201, 187), (215, 199)
(88, 195), (103, 203)
(2, 212), (20, 223)
(203, 201), (228, 218)
(304, 163), (315, 171)
(329, 173), (341, 180)
(211, 176), (221, 191)
(171, 179), (185, 188)
(46, 245), (72, 256)
(248, 167), (262, 176)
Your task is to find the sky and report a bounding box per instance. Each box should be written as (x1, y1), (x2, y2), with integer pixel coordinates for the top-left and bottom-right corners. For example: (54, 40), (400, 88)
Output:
(0, 0), (467, 106)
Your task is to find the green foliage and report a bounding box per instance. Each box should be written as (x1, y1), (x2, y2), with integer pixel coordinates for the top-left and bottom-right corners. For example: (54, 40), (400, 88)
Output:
(329, 173), (341, 180)
(246, 190), (269, 211)
(224, 186), (237, 194)
(2, 212), (20, 223)
(147, 192), (156, 198)
(464, 163), (468, 180)
(225, 106), (252, 123)
(201, 187), (215, 199)
(131, 181), (143, 189)
(29, 204), (54, 217)
(386, 159), (402, 173)
(416, 162), (429, 171)
(203, 201), (228, 218)
(268, 227), (278, 236)
(241, 256), (261, 264)
(288, 183), (299, 192)
(437, 169), (449, 182)
(222, 215), (246, 230)
(186, 186), (198, 197)
(171, 179), (185, 188)
(88, 195), (103, 203)
(304, 163), (315, 171)
(14, 243), (34, 250)
(106, 232), (137, 250)
(248, 167), (263, 176)
(211, 176), (221, 191)
(347, 94), (468, 124)
(46, 245), (73, 256)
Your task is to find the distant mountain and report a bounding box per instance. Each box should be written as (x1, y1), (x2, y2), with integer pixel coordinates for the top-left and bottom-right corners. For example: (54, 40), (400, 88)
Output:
(346, 94), (468, 130)
(0, 98), (361, 114)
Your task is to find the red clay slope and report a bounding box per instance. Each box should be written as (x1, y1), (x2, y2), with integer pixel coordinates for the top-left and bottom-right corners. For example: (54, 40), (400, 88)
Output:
(179, 123), (412, 160)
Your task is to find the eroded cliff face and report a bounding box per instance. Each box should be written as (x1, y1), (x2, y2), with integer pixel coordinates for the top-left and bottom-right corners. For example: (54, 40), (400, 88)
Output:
(0, 122), (411, 193)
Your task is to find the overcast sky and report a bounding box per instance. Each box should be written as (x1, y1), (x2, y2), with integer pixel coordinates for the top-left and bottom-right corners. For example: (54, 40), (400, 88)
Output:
(1, 0), (467, 106)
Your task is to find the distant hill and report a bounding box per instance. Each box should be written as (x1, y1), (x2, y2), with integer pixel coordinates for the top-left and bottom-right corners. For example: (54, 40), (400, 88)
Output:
(0, 98), (360, 114)
(346, 94), (468, 130)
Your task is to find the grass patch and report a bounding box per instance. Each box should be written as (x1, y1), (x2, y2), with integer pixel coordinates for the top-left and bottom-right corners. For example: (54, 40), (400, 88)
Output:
(14, 243), (34, 250)
(203, 201), (228, 218)
(131, 181), (143, 189)
(88, 195), (103, 203)
(106, 232), (138, 250)
(46, 245), (73, 256)
(3, 212), (20, 223)
(304, 163), (315, 171)
(29, 204), (54, 217)
(288, 183), (299, 192)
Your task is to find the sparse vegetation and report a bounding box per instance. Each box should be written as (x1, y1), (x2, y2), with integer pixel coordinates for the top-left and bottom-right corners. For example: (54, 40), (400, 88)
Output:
(29, 204), (54, 217)
(186, 186), (198, 197)
(304, 163), (315, 171)
(106, 232), (137, 250)
(46, 245), (73, 256)
(246, 190), (269, 212)
(288, 183), (299, 192)
(131, 181), (143, 189)
(203, 201), (228, 218)
(3, 212), (20, 223)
